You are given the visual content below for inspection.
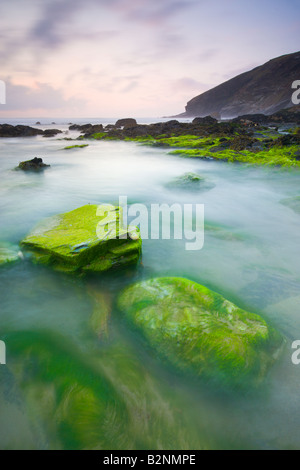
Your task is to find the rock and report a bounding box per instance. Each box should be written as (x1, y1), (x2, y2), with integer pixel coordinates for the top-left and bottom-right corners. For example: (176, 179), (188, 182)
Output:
(192, 116), (218, 125)
(162, 120), (181, 130)
(17, 157), (50, 171)
(5, 330), (129, 449)
(165, 172), (215, 192)
(21, 204), (142, 274)
(69, 123), (103, 133)
(115, 118), (137, 129)
(42, 129), (63, 137)
(0, 124), (44, 137)
(35, 121), (41, 125)
(293, 150), (300, 161)
(0, 242), (22, 266)
(228, 136), (256, 151)
(117, 277), (283, 387)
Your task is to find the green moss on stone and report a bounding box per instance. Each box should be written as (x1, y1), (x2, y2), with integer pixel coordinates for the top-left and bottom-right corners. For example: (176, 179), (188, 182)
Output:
(118, 277), (283, 388)
(165, 172), (215, 192)
(21, 204), (142, 274)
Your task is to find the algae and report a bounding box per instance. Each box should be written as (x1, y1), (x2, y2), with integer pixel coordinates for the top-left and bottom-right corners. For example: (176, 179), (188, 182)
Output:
(21, 204), (142, 274)
(118, 277), (283, 388)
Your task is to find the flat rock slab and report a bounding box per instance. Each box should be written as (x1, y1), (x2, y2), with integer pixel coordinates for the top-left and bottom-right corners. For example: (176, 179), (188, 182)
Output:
(118, 277), (283, 388)
(21, 204), (142, 274)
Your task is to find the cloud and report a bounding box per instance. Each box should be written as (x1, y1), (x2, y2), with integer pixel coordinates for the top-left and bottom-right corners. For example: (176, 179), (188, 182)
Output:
(196, 48), (219, 62)
(112, 0), (195, 26)
(28, 0), (196, 50)
(1, 79), (85, 111)
(120, 80), (139, 93)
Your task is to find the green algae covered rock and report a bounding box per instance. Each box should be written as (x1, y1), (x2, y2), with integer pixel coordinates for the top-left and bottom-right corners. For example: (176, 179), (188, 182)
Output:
(165, 172), (215, 192)
(0, 242), (22, 266)
(21, 204), (142, 274)
(117, 277), (283, 388)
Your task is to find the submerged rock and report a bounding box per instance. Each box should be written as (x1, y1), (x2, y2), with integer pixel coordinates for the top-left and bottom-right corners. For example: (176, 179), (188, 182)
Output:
(5, 330), (130, 449)
(0, 242), (22, 266)
(21, 204), (142, 274)
(118, 277), (282, 388)
(17, 157), (50, 171)
(165, 172), (215, 192)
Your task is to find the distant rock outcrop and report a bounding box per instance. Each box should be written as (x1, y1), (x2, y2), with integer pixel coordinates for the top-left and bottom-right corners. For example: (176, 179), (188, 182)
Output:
(178, 51), (300, 119)
(0, 124), (62, 138)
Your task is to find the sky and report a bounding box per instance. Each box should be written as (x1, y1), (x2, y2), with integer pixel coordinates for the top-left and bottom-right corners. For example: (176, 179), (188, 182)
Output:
(0, 0), (299, 118)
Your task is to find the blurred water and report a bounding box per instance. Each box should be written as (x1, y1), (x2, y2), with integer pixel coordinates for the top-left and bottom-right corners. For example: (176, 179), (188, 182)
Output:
(0, 128), (300, 449)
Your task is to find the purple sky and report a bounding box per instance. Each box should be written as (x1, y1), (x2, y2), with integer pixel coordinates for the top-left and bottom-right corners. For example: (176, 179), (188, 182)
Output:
(0, 0), (299, 117)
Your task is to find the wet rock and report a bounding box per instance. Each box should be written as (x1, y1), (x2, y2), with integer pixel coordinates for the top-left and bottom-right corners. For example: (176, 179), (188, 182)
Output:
(17, 157), (50, 171)
(118, 277), (283, 388)
(21, 204), (142, 274)
(5, 330), (130, 450)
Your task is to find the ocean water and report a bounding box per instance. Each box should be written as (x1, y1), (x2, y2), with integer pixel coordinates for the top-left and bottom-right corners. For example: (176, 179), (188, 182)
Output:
(0, 120), (300, 449)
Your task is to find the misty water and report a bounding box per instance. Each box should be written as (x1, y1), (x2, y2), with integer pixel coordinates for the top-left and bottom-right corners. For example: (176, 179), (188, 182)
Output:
(1, 122), (300, 449)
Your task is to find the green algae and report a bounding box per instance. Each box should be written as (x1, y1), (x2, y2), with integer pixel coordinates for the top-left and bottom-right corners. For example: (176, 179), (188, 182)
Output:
(21, 204), (142, 275)
(117, 277), (283, 388)
(165, 172), (215, 192)
(63, 144), (89, 150)
(119, 132), (300, 168)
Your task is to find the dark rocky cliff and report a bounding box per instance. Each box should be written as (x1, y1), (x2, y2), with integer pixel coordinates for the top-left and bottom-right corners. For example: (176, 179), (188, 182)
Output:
(179, 51), (300, 119)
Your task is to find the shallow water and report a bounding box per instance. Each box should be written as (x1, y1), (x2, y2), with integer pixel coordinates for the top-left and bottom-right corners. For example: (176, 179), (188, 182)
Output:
(1, 127), (300, 449)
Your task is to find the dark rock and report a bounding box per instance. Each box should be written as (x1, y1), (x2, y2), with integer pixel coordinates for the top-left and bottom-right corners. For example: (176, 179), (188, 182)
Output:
(0, 124), (44, 137)
(192, 116), (218, 125)
(17, 157), (50, 171)
(115, 118), (137, 129)
(43, 129), (63, 137)
(68, 123), (104, 136)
